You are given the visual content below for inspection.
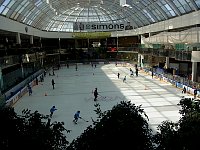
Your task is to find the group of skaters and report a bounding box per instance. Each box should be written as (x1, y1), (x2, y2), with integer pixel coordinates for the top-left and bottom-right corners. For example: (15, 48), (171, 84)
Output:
(27, 72), (46, 96)
(49, 105), (82, 124)
(116, 65), (139, 83)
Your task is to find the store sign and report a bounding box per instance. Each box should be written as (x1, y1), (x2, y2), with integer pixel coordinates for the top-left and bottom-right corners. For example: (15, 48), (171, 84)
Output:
(73, 22), (133, 32)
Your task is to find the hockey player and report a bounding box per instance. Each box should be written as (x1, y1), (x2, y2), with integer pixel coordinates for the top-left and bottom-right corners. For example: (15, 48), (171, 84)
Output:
(123, 76), (126, 82)
(50, 106), (57, 117)
(73, 110), (81, 124)
(52, 79), (55, 89)
(117, 73), (120, 79)
(27, 84), (32, 96)
(94, 88), (98, 101)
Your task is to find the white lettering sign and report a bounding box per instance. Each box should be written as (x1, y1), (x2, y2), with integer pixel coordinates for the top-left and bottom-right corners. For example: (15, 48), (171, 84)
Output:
(73, 22), (133, 32)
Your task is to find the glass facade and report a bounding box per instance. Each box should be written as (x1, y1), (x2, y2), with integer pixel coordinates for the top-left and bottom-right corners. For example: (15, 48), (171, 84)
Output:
(0, 0), (199, 32)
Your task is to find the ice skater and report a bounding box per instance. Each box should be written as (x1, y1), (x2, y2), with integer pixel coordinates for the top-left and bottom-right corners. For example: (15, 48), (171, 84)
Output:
(135, 68), (139, 76)
(123, 76), (126, 82)
(130, 71), (134, 77)
(73, 110), (81, 124)
(50, 106), (57, 117)
(130, 68), (134, 77)
(27, 84), (32, 96)
(51, 79), (55, 89)
(151, 67), (154, 79)
(93, 88), (98, 101)
(75, 64), (78, 71)
(117, 73), (120, 79)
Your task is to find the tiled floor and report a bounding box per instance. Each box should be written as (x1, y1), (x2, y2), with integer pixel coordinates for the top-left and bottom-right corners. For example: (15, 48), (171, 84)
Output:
(13, 63), (186, 142)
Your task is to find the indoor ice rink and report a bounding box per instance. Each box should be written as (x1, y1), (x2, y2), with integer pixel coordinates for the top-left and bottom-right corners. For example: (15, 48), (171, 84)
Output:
(13, 63), (184, 142)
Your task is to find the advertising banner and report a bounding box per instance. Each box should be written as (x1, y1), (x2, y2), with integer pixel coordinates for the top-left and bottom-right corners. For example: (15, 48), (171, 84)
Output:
(73, 22), (133, 32)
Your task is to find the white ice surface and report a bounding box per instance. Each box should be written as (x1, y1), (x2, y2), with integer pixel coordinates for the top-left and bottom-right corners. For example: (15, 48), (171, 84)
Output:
(13, 64), (183, 143)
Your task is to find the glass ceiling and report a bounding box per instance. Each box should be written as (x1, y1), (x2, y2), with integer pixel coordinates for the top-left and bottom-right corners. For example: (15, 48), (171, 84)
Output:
(0, 0), (199, 32)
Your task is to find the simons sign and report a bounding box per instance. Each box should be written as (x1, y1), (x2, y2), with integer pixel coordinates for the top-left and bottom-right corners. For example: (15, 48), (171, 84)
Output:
(73, 22), (133, 32)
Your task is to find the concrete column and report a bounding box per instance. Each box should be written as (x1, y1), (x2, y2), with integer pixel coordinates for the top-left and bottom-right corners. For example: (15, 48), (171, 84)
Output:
(16, 32), (21, 45)
(58, 38), (61, 49)
(138, 54), (141, 67)
(75, 39), (78, 49)
(30, 35), (34, 45)
(21, 63), (24, 78)
(165, 57), (170, 69)
(40, 37), (42, 48)
(141, 54), (144, 68)
(0, 66), (3, 91)
(192, 62), (197, 82)
(173, 69), (176, 75)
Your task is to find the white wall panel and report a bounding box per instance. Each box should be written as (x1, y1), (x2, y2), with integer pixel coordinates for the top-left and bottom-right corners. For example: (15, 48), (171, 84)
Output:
(111, 10), (200, 37)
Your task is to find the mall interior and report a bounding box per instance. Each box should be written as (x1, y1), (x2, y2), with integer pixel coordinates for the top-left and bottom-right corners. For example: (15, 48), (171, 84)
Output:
(0, 0), (200, 106)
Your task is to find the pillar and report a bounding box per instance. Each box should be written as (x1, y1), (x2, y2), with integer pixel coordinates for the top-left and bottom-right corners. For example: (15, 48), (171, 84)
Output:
(75, 39), (78, 49)
(173, 69), (176, 76)
(165, 57), (170, 69)
(58, 38), (61, 49)
(138, 54), (141, 67)
(16, 33), (23, 78)
(40, 37), (42, 48)
(192, 62), (197, 82)
(138, 54), (144, 68)
(30, 35), (34, 45)
(21, 63), (24, 78)
(0, 66), (3, 91)
(16, 32), (21, 45)
(141, 54), (144, 68)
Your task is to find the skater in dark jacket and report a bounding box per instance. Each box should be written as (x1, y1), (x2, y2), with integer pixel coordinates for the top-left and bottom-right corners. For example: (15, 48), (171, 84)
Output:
(123, 76), (126, 82)
(52, 79), (55, 89)
(94, 88), (98, 101)
(182, 87), (186, 94)
(135, 68), (139, 76)
(27, 84), (32, 96)
(117, 73), (120, 79)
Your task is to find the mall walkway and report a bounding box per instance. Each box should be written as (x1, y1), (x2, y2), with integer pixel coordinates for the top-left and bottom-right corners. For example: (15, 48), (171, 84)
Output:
(13, 63), (186, 142)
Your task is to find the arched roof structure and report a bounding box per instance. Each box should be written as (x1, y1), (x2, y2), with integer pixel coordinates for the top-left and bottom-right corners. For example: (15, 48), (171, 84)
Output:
(0, 0), (200, 32)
